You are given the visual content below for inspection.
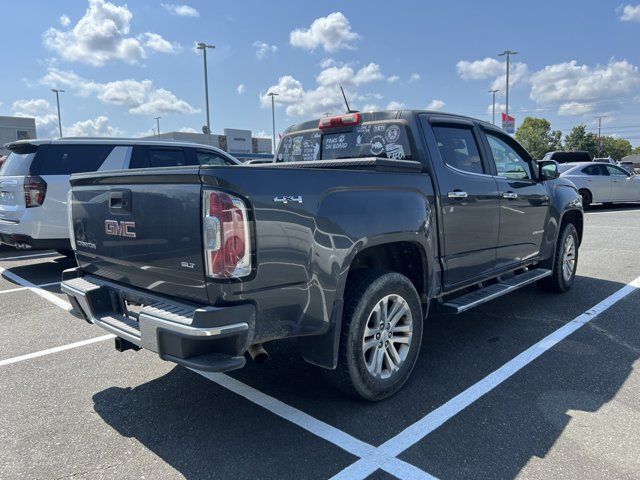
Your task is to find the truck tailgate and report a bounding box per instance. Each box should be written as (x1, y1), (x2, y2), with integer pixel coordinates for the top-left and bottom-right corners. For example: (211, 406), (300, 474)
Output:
(70, 167), (208, 303)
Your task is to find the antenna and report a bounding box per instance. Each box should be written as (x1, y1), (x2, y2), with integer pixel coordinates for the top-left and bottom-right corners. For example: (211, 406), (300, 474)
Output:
(340, 85), (358, 113)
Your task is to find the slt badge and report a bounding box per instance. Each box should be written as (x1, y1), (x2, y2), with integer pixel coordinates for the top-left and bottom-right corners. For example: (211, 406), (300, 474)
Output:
(274, 195), (303, 204)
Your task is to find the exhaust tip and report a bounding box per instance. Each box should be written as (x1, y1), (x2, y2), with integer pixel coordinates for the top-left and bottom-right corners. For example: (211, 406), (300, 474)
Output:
(247, 343), (269, 363)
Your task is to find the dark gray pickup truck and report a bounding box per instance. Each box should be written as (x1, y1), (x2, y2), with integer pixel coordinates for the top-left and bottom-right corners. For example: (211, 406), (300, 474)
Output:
(62, 110), (583, 400)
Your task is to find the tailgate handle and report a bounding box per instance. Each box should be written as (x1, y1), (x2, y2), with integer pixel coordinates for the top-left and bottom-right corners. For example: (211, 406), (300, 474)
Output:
(109, 190), (131, 212)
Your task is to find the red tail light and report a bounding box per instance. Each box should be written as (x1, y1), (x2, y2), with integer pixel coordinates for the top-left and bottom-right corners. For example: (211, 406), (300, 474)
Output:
(318, 112), (362, 129)
(24, 175), (47, 208)
(203, 190), (251, 279)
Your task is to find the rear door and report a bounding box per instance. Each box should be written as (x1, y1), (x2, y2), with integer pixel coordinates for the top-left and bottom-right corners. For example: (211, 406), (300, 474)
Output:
(71, 167), (208, 303)
(420, 116), (500, 287)
(481, 129), (549, 269)
(581, 164), (611, 202)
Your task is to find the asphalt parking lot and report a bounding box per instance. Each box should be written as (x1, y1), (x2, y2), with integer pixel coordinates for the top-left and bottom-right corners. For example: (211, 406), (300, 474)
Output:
(1, 204), (639, 480)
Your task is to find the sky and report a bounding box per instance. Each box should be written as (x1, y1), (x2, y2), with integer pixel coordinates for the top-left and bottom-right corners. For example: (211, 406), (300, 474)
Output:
(1, 0), (640, 145)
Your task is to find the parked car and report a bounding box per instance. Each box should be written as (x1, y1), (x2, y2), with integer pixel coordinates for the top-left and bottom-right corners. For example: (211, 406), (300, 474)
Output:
(559, 162), (640, 208)
(541, 150), (591, 164)
(618, 161), (637, 173)
(61, 110), (583, 401)
(0, 138), (239, 254)
(593, 157), (616, 164)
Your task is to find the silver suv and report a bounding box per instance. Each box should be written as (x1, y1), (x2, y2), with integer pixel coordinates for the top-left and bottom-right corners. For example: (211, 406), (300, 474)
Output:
(0, 138), (238, 254)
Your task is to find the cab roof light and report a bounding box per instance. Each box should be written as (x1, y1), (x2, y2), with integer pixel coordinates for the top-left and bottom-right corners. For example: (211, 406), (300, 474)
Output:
(318, 113), (362, 129)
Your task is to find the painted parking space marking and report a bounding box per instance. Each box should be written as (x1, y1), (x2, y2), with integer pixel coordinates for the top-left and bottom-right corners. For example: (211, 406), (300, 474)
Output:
(331, 275), (640, 479)
(0, 281), (60, 295)
(0, 266), (70, 311)
(585, 208), (640, 215)
(0, 251), (59, 262)
(0, 334), (114, 367)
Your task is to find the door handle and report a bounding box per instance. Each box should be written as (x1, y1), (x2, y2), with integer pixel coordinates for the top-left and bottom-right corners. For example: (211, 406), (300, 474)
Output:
(502, 192), (518, 199)
(447, 191), (468, 199)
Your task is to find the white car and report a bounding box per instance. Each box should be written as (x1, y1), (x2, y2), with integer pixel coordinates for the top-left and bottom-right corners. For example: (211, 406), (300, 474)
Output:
(559, 162), (640, 209)
(0, 138), (238, 254)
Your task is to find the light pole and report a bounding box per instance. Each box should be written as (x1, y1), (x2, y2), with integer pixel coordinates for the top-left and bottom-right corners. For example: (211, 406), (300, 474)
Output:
(267, 92), (279, 154)
(595, 115), (608, 156)
(497, 50), (518, 117)
(488, 89), (500, 125)
(51, 89), (64, 137)
(196, 42), (215, 140)
(154, 116), (161, 136)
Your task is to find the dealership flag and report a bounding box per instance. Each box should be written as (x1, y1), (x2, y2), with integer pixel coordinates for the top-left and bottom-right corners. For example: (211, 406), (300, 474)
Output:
(502, 113), (515, 134)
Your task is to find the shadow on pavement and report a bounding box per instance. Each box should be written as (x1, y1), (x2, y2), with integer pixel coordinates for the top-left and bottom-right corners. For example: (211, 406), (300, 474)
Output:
(91, 275), (636, 478)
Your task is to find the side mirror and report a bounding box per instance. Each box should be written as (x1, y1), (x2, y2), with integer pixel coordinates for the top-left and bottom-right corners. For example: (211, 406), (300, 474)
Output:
(538, 160), (559, 180)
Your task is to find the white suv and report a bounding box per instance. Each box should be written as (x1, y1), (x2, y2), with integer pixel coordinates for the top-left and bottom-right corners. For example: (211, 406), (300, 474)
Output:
(0, 138), (239, 254)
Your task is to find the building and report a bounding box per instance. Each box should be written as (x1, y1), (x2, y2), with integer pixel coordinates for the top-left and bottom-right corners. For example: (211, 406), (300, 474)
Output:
(0, 116), (37, 155)
(141, 128), (272, 160)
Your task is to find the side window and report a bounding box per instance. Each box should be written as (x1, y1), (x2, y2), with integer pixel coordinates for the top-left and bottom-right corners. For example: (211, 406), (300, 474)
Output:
(195, 150), (230, 166)
(32, 144), (114, 175)
(148, 148), (188, 168)
(605, 165), (629, 177)
(432, 126), (484, 174)
(582, 165), (601, 176)
(485, 133), (532, 180)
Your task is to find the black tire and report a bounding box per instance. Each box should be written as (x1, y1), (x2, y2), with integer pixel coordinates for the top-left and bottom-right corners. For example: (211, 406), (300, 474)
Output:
(56, 249), (75, 259)
(538, 223), (579, 293)
(579, 189), (592, 210)
(322, 269), (423, 401)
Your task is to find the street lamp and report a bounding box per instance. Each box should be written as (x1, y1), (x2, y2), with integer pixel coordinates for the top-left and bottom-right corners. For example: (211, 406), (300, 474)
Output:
(196, 42), (215, 141)
(154, 116), (161, 136)
(497, 50), (518, 117)
(488, 89), (499, 125)
(267, 92), (279, 154)
(51, 89), (64, 137)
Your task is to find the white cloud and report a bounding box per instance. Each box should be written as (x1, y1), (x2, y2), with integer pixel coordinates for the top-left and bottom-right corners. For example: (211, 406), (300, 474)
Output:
(43, 0), (177, 66)
(427, 99), (446, 110)
(362, 104), (380, 112)
(59, 15), (71, 27)
(408, 73), (421, 83)
(387, 75), (400, 83)
(161, 3), (199, 17)
(141, 32), (180, 53)
(65, 116), (122, 137)
(290, 12), (360, 52)
(486, 102), (507, 115)
(11, 98), (59, 134)
(457, 57), (529, 90)
(529, 59), (640, 105)
(237, 83), (246, 95)
(557, 101), (595, 116)
(178, 127), (198, 133)
(386, 101), (405, 110)
(316, 63), (384, 86)
(40, 68), (199, 116)
(619, 4), (640, 21)
(253, 41), (277, 59)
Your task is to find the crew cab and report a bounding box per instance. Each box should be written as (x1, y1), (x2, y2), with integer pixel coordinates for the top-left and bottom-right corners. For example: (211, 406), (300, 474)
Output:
(61, 110), (583, 401)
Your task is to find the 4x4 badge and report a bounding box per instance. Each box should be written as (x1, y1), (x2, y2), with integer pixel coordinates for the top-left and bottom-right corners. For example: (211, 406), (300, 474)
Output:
(274, 195), (303, 204)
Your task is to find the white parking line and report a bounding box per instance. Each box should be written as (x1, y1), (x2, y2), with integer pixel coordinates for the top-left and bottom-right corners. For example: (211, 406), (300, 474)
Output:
(331, 275), (640, 479)
(0, 251), (59, 262)
(586, 209), (640, 215)
(0, 266), (70, 311)
(0, 281), (60, 295)
(0, 335), (114, 367)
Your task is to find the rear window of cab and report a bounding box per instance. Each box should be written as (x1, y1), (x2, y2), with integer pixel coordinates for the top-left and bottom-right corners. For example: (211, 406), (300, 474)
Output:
(277, 122), (413, 162)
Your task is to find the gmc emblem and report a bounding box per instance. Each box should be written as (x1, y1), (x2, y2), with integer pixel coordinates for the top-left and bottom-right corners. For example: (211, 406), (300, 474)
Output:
(105, 220), (136, 238)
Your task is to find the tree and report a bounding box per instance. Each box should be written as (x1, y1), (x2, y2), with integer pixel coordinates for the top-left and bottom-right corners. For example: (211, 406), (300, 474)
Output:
(514, 117), (563, 159)
(601, 136), (632, 161)
(564, 124), (599, 158)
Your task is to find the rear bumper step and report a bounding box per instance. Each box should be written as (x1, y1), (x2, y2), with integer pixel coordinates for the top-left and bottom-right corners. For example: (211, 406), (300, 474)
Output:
(441, 268), (552, 314)
(61, 268), (255, 372)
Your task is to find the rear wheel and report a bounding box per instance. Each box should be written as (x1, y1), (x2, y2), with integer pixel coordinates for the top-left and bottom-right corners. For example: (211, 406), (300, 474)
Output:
(538, 223), (579, 293)
(579, 189), (592, 210)
(323, 270), (423, 401)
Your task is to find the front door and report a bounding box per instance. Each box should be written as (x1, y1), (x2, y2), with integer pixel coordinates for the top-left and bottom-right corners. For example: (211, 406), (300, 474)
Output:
(481, 130), (550, 270)
(605, 164), (639, 202)
(421, 117), (500, 288)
